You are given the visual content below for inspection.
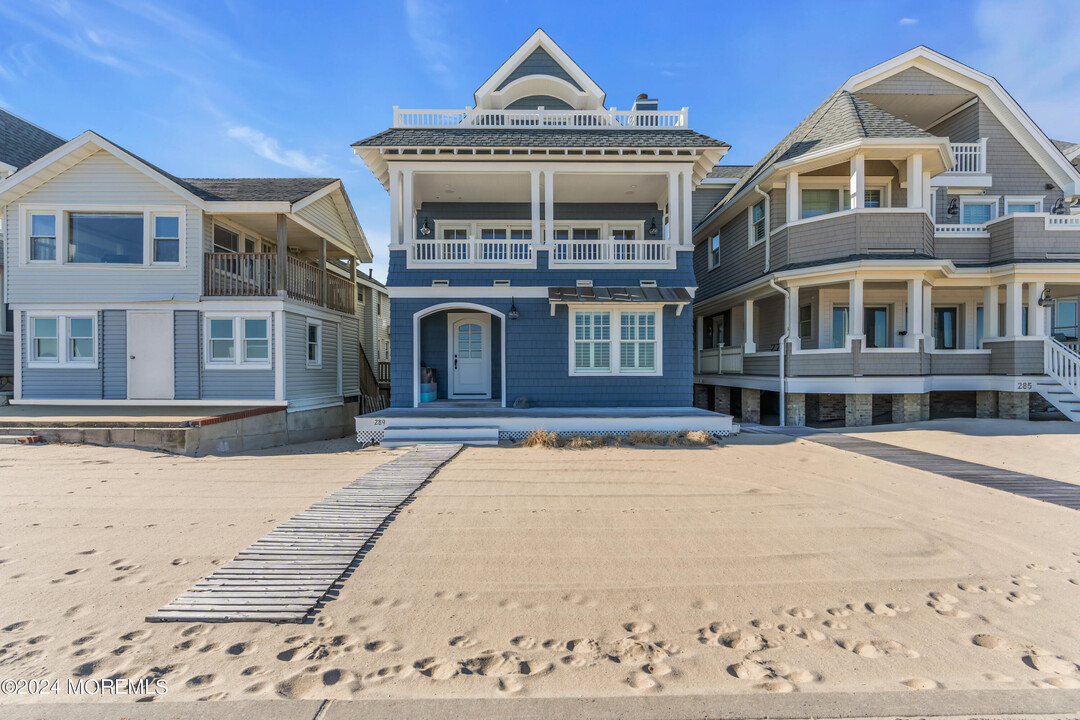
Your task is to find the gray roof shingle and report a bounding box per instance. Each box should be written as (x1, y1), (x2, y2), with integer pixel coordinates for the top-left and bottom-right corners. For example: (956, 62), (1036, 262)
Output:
(353, 128), (726, 149)
(178, 178), (337, 202)
(706, 165), (752, 179)
(1052, 139), (1079, 155)
(0, 109), (65, 170)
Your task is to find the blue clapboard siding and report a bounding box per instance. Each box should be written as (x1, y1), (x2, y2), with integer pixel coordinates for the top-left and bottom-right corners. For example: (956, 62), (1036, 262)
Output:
(496, 47), (582, 91)
(20, 311), (104, 399)
(391, 298), (691, 408)
(0, 333), (12, 376)
(101, 310), (127, 399)
(200, 312), (275, 400)
(388, 250), (695, 288)
(174, 310), (200, 400)
(285, 311), (340, 401)
(414, 203), (663, 239)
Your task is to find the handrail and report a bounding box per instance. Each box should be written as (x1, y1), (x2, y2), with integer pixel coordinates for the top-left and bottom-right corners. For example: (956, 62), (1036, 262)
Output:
(550, 238), (669, 264)
(393, 106), (689, 130)
(1045, 337), (1080, 398)
(944, 139), (986, 174)
(204, 252), (353, 314)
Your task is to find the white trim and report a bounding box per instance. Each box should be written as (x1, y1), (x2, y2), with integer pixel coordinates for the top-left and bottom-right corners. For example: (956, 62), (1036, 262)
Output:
(1003, 196), (1044, 214)
(274, 310), (286, 401)
(12, 398), (288, 407)
(13, 310), (22, 401)
(566, 302), (664, 377)
(202, 312), (273, 370)
(306, 318), (323, 369)
(25, 311), (99, 369)
(747, 198), (768, 248)
(411, 301), (508, 409)
(447, 312), (492, 399)
(958, 195), (999, 224)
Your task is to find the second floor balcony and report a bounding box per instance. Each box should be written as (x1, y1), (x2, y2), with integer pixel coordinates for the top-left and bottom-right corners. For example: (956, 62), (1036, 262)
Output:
(204, 252), (355, 315)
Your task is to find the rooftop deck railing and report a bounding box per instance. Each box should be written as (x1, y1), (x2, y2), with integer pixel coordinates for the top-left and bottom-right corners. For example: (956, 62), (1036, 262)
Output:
(412, 239), (534, 264)
(393, 106), (689, 130)
(204, 252), (355, 315)
(944, 140), (987, 174)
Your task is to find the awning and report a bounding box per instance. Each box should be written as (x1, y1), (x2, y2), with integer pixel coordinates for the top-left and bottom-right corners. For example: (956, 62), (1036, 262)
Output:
(548, 286), (693, 315)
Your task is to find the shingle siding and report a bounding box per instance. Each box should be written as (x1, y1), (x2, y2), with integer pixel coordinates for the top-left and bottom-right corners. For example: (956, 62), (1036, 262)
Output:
(928, 101), (979, 143)
(496, 47), (582, 91)
(857, 67), (971, 96)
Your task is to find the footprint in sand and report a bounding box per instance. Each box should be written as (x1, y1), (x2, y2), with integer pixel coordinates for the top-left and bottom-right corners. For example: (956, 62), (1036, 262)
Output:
(414, 656), (460, 680)
(361, 664), (413, 685)
(826, 606), (853, 617)
(973, 634), (1015, 651)
(1007, 591), (1042, 606)
(180, 624), (210, 638)
(1011, 576), (1038, 588)
(366, 640), (402, 653)
(822, 619), (848, 630)
(777, 624), (826, 643)
(499, 677), (524, 693)
(1037, 677), (1080, 689)
(1024, 652), (1079, 675)
(749, 619), (774, 630)
(120, 629), (151, 642)
(448, 635), (479, 649)
(4, 621), (29, 633)
(985, 672), (1015, 682)
(511, 636), (537, 650)
(562, 593), (598, 607)
(756, 680), (795, 693)
(644, 662), (672, 676)
(902, 677), (940, 690)
(227, 642), (252, 656)
(840, 639), (919, 659)
(624, 621), (654, 634)
(77, 550), (97, 556)
(786, 607), (815, 619)
(172, 558), (189, 566)
(626, 670), (659, 691)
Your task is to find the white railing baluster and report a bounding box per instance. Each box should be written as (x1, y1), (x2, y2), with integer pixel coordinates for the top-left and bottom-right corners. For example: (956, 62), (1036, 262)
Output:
(392, 107), (689, 129)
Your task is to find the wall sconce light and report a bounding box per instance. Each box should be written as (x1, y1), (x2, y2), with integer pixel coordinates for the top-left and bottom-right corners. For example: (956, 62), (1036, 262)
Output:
(1038, 287), (1053, 308)
(419, 218), (432, 236)
(648, 219), (658, 236)
(946, 198), (959, 216)
(508, 298), (519, 321)
(1051, 198), (1068, 215)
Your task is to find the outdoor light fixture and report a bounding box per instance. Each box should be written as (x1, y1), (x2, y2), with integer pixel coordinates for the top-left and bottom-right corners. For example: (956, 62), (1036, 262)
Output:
(1051, 198), (1068, 215)
(419, 218), (432, 236)
(508, 297), (519, 320)
(947, 198), (959, 216)
(648, 219), (658, 236)
(1038, 287), (1053, 308)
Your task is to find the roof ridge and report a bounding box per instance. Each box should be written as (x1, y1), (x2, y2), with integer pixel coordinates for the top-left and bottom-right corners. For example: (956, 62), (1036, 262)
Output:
(845, 91), (869, 139)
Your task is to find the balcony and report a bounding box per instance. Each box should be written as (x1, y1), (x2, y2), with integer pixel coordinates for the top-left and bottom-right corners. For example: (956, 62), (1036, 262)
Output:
(774, 209), (935, 268)
(551, 238), (669, 265)
(943, 140), (987, 174)
(204, 253), (355, 315)
(412, 239), (533, 265)
(408, 237), (672, 266)
(393, 106), (688, 130)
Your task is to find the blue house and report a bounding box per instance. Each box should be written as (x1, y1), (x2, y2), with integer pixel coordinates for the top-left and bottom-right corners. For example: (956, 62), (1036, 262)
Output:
(353, 30), (735, 443)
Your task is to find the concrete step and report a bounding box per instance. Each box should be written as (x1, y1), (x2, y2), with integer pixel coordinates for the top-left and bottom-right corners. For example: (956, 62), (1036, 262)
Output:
(381, 425), (499, 447)
(0, 434), (44, 445)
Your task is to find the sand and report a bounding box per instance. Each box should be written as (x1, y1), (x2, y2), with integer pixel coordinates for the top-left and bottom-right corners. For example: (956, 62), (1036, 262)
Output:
(1, 428), (1079, 710)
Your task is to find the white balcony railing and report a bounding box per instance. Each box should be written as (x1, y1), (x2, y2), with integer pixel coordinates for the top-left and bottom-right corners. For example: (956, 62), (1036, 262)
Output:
(944, 139), (987, 174)
(550, 238), (670, 264)
(412, 239), (533, 264)
(934, 223), (989, 235)
(393, 106), (689, 130)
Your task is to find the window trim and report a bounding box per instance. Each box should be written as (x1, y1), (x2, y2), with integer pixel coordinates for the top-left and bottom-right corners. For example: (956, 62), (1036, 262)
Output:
(747, 199), (768, 247)
(202, 312), (272, 370)
(958, 196), (999, 225)
(566, 303), (664, 377)
(25, 311), (99, 368)
(798, 303), (812, 340)
(306, 318), (323, 369)
(707, 233), (720, 270)
(20, 204), (186, 268)
(1003, 195), (1044, 215)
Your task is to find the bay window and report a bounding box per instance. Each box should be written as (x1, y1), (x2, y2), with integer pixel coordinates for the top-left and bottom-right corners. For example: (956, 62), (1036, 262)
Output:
(27, 313), (97, 367)
(570, 307), (663, 376)
(205, 315), (271, 367)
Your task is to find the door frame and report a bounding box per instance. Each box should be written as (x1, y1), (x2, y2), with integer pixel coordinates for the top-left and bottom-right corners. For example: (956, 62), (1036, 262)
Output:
(126, 310), (175, 400)
(412, 303), (507, 409)
(447, 312), (492, 399)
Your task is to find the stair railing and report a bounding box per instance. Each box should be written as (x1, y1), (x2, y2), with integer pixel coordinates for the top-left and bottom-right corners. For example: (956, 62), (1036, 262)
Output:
(1044, 337), (1080, 398)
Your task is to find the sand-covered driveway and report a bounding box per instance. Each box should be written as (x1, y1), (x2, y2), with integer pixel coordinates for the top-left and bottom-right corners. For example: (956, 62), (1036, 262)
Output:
(1, 429), (1079, 709)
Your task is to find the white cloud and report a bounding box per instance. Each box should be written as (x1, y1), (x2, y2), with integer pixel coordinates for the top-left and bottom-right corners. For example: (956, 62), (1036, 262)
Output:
(899, 17), (918, 25)
(971, 0), (1080, 141)
(403, 0), (458, 87)
(226, 126), (328, 175)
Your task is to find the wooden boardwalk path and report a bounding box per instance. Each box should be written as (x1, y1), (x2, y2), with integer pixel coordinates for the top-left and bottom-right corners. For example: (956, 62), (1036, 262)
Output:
(741, 424), (1080, 510)
(147, 444), (462, 624)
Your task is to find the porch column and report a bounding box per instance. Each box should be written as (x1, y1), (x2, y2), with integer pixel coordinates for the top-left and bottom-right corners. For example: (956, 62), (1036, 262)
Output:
(1028, 281), (1046, 337)
(787, 285), (801, 351)
(1005, 281), (1023, 337)
(906, 277), (923, 348)
(983, 285), (1000, 342)
(922, 284), (933, 349)
(349, 255), (357, 314)
(849, 277), (865, 340)
(667, 170), (680, 243)
(907, 153), (924, 209)
(744, 299), (756, 353)
(695, 315), (704, 373)
(318, 238), (327, 307)
(276, 213), (288, 295)
(388, 167), (401, 244)
(680, 169), (693, 244)
(543, 170), (554, 245)
(850, 153), (866, 210)
(530, 169), (541, 246)
(922, 170), (932, 213)
(401, 169), (414, 242)
(786, 171), (799, 223)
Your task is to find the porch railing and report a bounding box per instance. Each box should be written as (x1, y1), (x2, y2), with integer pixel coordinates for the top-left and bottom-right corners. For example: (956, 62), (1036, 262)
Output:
(393, 106), (689, 129)
(551, 238), (669, 264)
(377, 361), (391, 384)
(413, 239), (533, 264)
(204, 252), (355, 314)
(1046, 337), (1080, 398)
(934, 223), (989, 235)
(945, 140), (987, 174)
(698, 346), (744, 375)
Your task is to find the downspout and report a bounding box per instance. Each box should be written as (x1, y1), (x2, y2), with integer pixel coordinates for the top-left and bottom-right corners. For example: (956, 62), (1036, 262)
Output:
(768, 277), (788, 427)
(753, 185), (771, 273)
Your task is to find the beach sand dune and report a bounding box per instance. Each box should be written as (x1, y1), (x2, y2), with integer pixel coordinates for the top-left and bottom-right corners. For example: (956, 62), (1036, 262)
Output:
(1, 431), (1079, 706)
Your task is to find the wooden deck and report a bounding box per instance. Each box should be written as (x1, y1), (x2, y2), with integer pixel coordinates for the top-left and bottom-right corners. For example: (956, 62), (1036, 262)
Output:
(146, 444), (462, 624)
(742, 424), (1080, 510)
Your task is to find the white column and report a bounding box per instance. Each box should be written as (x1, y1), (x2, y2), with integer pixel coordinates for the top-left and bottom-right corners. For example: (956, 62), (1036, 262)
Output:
(907, 154), (924, 209)
(543, 170), (554, 245)
(850, 153), (866, 210)
(680, 169), (693, 244)
(401, 169), (413, 243)
(388, 167), (401, 244)
(667, 170), (680, 243)
(1005, 281), (1023, 337)
(787, 285), (801, 351)
(922, 284), (933, 349)
(906, 277), (923, 348)
(786, 171), (799, 223)
(1028, 281), (1046, 337)
(849, 277), (865, 339)
(921, 170), (932, 214)
(744, 299), (756, 353)
(530, 169), (541, 245)
(983, 285), (999, 341)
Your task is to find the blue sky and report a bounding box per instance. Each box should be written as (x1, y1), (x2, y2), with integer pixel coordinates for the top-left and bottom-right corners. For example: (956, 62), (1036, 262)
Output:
(0, 0), (1075, 282)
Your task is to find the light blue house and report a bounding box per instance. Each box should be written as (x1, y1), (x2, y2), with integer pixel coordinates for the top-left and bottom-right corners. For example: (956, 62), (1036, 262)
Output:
(0, 130), (377, 433)
(353, 30), (735, 443)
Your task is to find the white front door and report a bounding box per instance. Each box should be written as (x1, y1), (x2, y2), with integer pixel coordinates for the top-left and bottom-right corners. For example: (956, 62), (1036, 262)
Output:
(127, 311), (175, 400)
(448, 313), (490, 398)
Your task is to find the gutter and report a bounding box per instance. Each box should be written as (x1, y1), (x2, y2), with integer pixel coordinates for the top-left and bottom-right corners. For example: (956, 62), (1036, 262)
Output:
(768, 277), (789, 427)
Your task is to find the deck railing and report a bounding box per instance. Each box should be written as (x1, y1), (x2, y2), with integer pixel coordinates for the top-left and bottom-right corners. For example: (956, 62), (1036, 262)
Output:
(205, 252), (354, 314)
(697, 346), (744, 375)
(393, 106), (688, 130)
(1046, 337), (1080, 399)
(551, 238), (669, 264)
(934, 223), (989, 235)
(944, 140), (987, 174)
(377, 361), (391, 384)
(413, 239), (533, 264)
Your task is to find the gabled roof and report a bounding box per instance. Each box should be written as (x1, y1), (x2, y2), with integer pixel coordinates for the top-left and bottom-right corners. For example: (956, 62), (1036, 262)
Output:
(0, 109), (65, 173)
(180, 178), (337, 203)
(1053, 139), (1080, 162)
(353, 127), (727, 149)
(473, 29), (605, 110)
(706, 165), (753, 179)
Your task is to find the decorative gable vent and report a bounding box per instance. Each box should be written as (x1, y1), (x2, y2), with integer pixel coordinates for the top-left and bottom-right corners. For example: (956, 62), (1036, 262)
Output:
(576, 279), (593, 287)
(432, 280), (450, 286)
(493, 280), (511, 286)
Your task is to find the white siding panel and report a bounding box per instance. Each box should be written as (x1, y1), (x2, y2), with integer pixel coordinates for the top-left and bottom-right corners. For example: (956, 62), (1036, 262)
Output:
(5, 150), (203, 303)
(296, 195), (348, 247)
(285, 311), (340, 402)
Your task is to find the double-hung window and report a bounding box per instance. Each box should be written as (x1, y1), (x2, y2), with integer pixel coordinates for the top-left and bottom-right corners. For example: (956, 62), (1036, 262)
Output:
(29, 213), (57, 262)
(27, 313), (97, 367)
(708, 234), (720, 269)
(213, 225), (240, 253)
(961, 198), (997, 225)
(620, 311), (656, 372)
(306, 319), (322, 368)
(571, 307), (663, 376)
(749, 200), (767, 246)
(152, 214), (181, 263)
(205, 315), (271, 367)
(574, 311), (611, 372)
(798, 305), (812, 340)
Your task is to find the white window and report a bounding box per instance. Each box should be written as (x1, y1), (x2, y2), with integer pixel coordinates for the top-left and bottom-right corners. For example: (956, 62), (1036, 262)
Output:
(357, 284), (366, 305)
(306, 319), (322, 368)
(707, 234), (720, 269)
(152, 213), (181, 263)
(748, 200), (767, 246)
(960, 197), (998, 225)
(68, 212), (144, 264)
(22, 206), (183, 266)
(204, 314), (271, 368)
(1004, 196), (1044, 214)
(29, 212), (57, 262)
(799, 304), (812, 340)
(569, 306), (663, 376)
(27, 313), (97, 367)
(213, 225), (240, 253)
